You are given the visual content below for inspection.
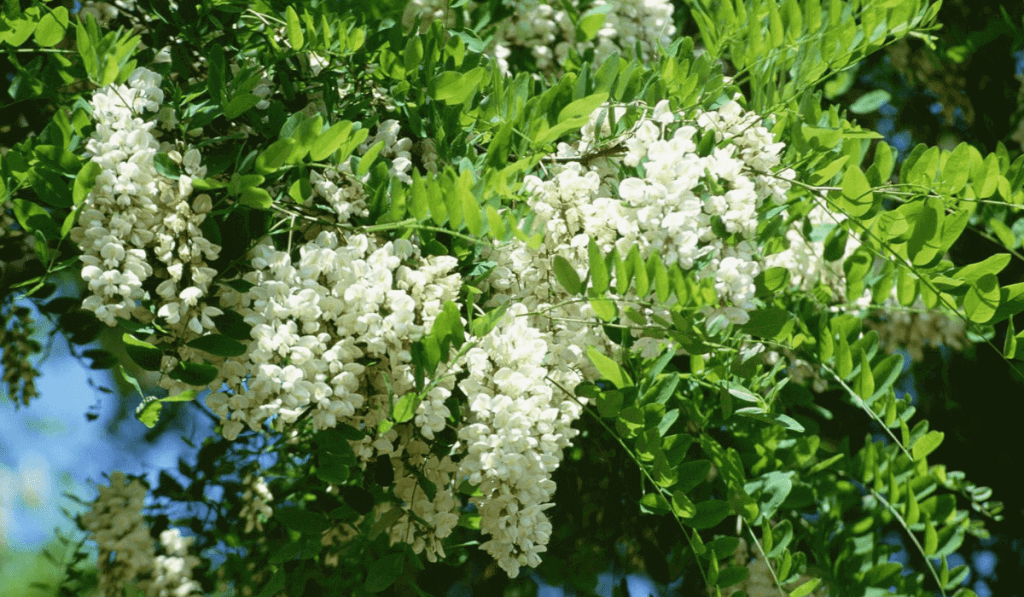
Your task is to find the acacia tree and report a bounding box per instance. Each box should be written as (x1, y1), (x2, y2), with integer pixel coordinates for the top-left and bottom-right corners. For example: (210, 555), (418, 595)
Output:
(0, 0), (1016, 595)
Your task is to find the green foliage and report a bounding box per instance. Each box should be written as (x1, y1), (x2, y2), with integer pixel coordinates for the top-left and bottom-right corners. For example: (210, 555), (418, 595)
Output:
(1, 0), (1018, 595)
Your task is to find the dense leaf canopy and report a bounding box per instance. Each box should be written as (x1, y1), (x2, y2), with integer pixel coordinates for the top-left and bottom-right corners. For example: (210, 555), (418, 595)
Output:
(1, 0), (1023, 596)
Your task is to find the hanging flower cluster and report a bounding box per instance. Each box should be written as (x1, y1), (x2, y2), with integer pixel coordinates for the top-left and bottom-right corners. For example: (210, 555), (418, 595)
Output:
(375, 432), (462, 564)
(402, 0), (675, 74)
(498, 99), (797, 327)
(147, 529), (203, 597)
(71, 67), (222, 332)
(206, 229), (462, 440)
(239, 474), (274, 533)
(456, 304), (585, 576)
(79, 472), (155, 597)
(866, 291), (967, 361)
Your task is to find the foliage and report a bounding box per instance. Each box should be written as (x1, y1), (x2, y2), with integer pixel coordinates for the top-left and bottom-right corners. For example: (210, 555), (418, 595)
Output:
(0, 0), (1019, 596)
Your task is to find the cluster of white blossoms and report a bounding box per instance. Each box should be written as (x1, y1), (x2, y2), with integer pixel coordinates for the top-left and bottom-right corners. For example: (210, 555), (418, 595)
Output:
(764, 203), (859, 301)
(493, 0), (674, 74)
(147, 529), (202, 597)
(375, 431), (461, 563)
(73, 67), (222, 332)
(866, 292), (967, 361)
(361, 120), (415, 185)
(207, 229), (461, 440)
(239, 474), (274, 533)
(402, 0), (674, 74)
(456, 305), (585, 577)
(80, 472), (155, 596)
(500, 99), (796, 327)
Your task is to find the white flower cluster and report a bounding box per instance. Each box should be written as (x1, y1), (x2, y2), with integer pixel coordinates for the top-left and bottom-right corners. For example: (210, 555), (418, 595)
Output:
(80, 471), (155, 597)
(402, 0), (674, 75)
(73, 67), (222, 332)
(361, 120), (415, 185)
(79, 0), (138, 26)
(208, 231), (461, 440)
(764, 203), (857, 300)
(866, 293), (967, 361)
(239, 474), (273, 533)
(765, 348), (829, 394)
(506, 99), (795, 326)
(147, 529), (202, 597)
(492, 0), (675, 74)
(376, 433), (461, 563)
(402, 0), (458, 32)
(456, 305), (584, 577)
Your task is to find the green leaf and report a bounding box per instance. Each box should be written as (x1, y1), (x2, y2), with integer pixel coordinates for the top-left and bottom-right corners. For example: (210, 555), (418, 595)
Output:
(790, 578), (822, 597)
(754, 267), (790, 297)
(365, 553), (404, 593)
(924, 516), (938, 555)
(168, 361), (219, 387)
(393, 393), (420, 423)
(135, 397), (162, 428)
(255, 138), (298, 174)
(357, 140), (385, 177)
(856, 349), (875, 401)
(586, 346), (630, 388)
(223, 94), (261, 119)
(596, 389), (623, 418)
(578, 7), (610, 41)
(964, 274), (1000, 323)
(310, 121), (352, 161)
(153, 153), (180, 179)
(715, 565), (749, 588)
(557, 92), (609, 122)
(588, 239), (609, 293)
(953, 254), (1010, 284)
(942, 143), (972, 194)
(317, 452), (350, 484)
(72, 161), (100, 204)
(276, 507), (330, 535)
(838, 166), (873, 217)
(461, 187), (483, 236)
(590, 297), (616, 322)
(239, 186), (272, 209)
(1004, 317), (1017, 359)
(687, 500), (731, 530)
(675, 459), (712, 493)
(285, 6), (304, 50)
(849, 89), (891, 114)
(135, 390), (199, 428)
(12, 199), (59, 239)
(553, 255), (582, 295)
(432, 68), (485, 105)
(186, 334), (247, 357)
(639, 492), (670, 514)
(912, 430), (944, 461)
(123, 333), (162, 371)
(33, 6), (68, 47)
(740, 307), (793, 340)
(671, 490), (696, 518)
